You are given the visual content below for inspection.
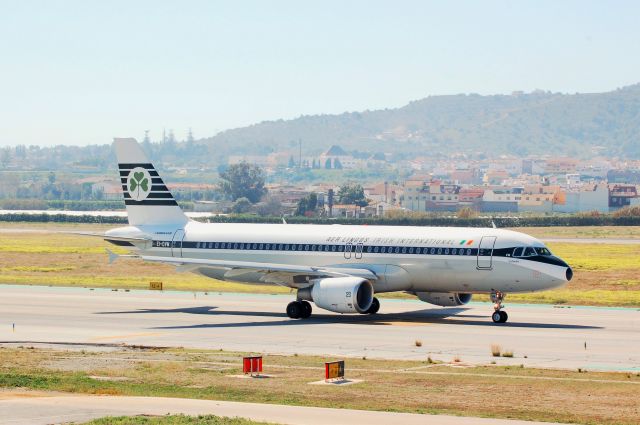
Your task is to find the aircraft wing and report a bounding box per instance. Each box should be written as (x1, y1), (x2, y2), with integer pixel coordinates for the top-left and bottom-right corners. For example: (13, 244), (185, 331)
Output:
(67, 231), (152, 246)
(140, 254), (379, 288)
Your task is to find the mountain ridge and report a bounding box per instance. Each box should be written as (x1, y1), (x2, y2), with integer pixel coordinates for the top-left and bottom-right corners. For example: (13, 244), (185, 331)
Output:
(202, 84), (640, 159)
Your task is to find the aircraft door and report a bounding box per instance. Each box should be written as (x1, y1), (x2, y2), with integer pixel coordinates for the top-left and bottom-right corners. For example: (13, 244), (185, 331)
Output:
(477, 236), (496, 270)
(354, 243), (363, 259)
(171, 229), (185, 258)
(344, 243), (352, 259)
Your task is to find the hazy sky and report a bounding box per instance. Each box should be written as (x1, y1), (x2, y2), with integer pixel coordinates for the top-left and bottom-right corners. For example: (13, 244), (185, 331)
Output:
(1, 0), (639, 147)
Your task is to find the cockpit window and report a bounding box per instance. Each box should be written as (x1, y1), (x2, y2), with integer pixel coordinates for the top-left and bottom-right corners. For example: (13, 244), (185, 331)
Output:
(512, 247), (524, 257)
(523, 247), (536, 257)
(537, 247), (552, 256)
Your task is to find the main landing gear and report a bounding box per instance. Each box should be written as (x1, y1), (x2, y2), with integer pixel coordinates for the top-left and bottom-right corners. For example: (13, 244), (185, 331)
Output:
(364, 297), (380, 315)
(491, 291), (508, 323)
(286, 300), (312, 319)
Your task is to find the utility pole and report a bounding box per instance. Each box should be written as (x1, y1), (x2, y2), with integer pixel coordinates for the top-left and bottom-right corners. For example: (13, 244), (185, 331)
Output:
(298, 139), (302, 169)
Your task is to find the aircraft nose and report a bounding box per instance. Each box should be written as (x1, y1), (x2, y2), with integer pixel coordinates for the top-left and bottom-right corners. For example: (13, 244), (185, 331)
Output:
(565, 267), (573, 282)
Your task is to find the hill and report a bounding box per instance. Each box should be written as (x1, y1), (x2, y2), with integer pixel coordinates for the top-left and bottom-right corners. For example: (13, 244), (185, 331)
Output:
(202, 84), (640, 159)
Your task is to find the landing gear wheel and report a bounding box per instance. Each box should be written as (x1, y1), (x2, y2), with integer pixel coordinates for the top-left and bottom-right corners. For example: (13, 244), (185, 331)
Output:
(286, 301), (302, 319)
(300, 301), (312, 319)
(490, 291), (508, 323)
(499, 311), (508, 323)
(365, 297), (380, 314)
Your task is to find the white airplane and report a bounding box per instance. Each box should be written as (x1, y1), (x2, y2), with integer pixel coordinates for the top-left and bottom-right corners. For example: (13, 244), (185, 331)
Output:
(101, 138), (572, 323)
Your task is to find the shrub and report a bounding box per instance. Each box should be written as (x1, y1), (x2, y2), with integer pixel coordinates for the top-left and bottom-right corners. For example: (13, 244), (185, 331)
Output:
(491, 344), (501, 357)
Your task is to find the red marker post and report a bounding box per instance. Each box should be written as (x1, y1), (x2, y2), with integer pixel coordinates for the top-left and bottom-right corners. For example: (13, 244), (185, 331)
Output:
(243, 356), (263, 376)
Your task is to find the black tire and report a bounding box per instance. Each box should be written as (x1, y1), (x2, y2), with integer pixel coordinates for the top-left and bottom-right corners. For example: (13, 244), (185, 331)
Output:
(366, 297), (380, 314)
(300, 301), (312, 319)
(499, 310), (508, 323)
(286, 301), (301, 319)
(491, 311), (502, 323)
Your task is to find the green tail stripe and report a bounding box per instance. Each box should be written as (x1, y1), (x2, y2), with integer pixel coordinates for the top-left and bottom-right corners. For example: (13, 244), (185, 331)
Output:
(460, 240), (466, 245)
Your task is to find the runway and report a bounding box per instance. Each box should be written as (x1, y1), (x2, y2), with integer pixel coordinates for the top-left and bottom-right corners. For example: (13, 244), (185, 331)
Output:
(1, 284), (639, 371)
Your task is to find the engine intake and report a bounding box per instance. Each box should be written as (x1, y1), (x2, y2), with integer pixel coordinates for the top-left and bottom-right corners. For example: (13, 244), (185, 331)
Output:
(299, 277), (374, 314)
(416, 292), (472, 307)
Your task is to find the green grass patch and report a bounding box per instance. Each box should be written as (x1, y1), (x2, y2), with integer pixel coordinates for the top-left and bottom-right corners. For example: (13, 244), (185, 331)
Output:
(547, 243), (640, 271)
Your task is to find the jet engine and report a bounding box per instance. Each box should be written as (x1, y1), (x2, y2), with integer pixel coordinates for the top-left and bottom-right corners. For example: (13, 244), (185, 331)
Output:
(416, 292), (472, 307)
(298, 277), (374, 314)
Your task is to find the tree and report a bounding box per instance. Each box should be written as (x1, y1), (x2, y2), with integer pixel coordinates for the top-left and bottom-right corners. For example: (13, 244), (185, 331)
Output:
(256, 195), (284, 217)
(231, 197), (252, 213)
(327, 188), (334, 216)
(338, 183), (368, 207)
(219, 162), (267, 203)
(0, 148), (11, 168)
(456, 206), (478, 219)
(295, 193), (318, 216)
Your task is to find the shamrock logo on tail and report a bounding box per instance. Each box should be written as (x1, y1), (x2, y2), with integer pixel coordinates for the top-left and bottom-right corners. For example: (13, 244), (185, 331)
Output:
(127, 168), (151, 201)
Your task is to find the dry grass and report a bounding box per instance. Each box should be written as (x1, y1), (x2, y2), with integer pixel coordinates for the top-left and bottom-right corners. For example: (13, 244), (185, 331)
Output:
(1, 346), (639, 425)
(491, 344), (501, 357)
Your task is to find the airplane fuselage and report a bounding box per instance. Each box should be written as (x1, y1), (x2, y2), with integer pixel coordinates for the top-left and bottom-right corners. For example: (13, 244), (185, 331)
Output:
(107, 221), (571, 295)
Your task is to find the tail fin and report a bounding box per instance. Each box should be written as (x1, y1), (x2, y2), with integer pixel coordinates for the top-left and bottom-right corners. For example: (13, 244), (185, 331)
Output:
(114, 138), (188, 227)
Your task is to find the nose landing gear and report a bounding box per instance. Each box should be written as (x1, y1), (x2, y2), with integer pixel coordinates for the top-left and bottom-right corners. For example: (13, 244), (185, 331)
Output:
(491, 291), (508, 323)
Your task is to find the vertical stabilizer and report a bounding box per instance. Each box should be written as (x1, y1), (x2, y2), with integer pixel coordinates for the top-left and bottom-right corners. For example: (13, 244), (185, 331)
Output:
(113, 138), (188, 226)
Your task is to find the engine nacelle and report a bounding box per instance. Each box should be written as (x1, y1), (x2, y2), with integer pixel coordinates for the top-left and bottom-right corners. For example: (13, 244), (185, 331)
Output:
(416, 292), (472, 307)
(299, 277), (374, 314)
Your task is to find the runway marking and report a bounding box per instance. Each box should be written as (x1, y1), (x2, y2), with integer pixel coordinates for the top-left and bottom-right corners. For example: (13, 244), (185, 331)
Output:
(89, 332), (162, 341)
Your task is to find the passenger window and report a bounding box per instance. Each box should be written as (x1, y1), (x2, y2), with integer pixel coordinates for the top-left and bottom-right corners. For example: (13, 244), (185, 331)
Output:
(466, 248), (471, 255)
(408, 247), (414, 254)
(305, 244), (310, 251)
(401, 247), (407, 254)
(452, 248), (457, 255)
(430, 248), (435, 255)
(394, 247), (400, 254)
(445, 248), (449, 255)
(437, 248), (442, 255)
(259, 244), (264, 250)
